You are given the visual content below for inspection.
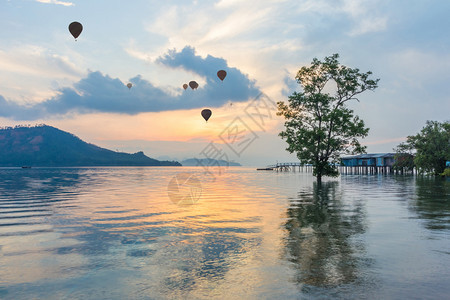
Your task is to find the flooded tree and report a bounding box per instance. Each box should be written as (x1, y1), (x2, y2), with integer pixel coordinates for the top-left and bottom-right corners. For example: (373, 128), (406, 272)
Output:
(395, 120), (450, 175)
(277, 54), (379, 184)
(393, 143), (415, 174)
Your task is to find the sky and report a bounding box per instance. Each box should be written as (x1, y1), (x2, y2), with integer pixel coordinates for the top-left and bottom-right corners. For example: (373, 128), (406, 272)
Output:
(1, 0), (449, 166)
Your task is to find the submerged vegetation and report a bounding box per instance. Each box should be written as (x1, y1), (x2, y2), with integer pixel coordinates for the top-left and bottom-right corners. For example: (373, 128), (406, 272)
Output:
(277, 54), (379, 184)
(441, 168), (450, 177)
(394, 120), (450, 175)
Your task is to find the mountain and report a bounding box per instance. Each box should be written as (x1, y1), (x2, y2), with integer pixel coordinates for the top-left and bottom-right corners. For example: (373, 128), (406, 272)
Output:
(0, 125), (181, 167)
(181, 158), (241, 167)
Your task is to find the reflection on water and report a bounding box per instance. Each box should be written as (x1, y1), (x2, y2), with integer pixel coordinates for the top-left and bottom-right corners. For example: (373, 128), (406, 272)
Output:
(283, 182), (371, 295)
(412, 177), (450, 231)
(0, 168), (449, 299)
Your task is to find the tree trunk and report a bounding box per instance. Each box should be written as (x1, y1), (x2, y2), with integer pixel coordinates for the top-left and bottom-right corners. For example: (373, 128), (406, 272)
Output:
(317, 173), (322, 186)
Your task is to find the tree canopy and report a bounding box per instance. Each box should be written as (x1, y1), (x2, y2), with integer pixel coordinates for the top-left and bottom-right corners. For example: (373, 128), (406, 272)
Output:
(277, 54), (379, 183)
(395, 120), (450, 175)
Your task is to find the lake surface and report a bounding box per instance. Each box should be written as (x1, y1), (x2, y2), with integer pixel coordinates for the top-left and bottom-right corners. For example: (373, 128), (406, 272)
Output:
(0, 167), (449, 299)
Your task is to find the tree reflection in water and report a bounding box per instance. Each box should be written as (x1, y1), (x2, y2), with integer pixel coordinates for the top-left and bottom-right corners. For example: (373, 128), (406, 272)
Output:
(411, 177), (450, 231)
(283, 181), (370, 292)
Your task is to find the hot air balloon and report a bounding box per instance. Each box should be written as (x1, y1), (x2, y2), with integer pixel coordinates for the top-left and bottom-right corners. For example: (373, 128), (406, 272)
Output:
(217, 70), (227, 81)
(127, 83), (132, 89)
(183, 83), (188, 90)
(201, 109), (212, 122)
(69, 22), (83, 40)
(189, 81), (199, 90)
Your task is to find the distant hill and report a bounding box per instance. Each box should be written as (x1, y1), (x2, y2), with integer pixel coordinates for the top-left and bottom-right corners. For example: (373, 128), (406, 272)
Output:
(181, 158), (241, 167)
(0, 125), (181, 167)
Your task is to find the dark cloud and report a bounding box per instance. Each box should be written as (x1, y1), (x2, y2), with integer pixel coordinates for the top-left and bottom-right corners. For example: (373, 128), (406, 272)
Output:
(0, 95), (43, 120)
(157, 46), (260, 106)
(0, 46), (261, 120)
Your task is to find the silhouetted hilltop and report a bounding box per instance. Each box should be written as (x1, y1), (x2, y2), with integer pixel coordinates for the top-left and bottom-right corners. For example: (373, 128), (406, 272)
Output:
(181, 158), (241, 167)
(0, 125), (181, 167)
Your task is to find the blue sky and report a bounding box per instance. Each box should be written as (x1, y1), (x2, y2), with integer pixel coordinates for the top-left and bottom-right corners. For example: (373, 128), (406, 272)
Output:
(1, 0), (449, 165)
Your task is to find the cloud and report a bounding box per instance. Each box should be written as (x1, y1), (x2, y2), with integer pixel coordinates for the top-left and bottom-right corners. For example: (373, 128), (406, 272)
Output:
(364, 137), (406, 146)
(0, 46), (84, 102)
(0, 46), (261, 120)
(281, 70), (299, 98)
(35, 0), (74, 6)
(348, 17), (387, 36)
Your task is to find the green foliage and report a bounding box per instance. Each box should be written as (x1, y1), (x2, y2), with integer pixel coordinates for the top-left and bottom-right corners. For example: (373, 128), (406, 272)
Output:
(393, 142), (415, 172)
(277, 54), (379, 182)
(441, 168), (450, 177)
(398, 120), (450, 175)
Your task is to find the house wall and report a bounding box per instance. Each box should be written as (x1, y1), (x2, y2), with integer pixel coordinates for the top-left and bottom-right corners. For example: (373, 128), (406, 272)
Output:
(342, 155), (396, 167)
(342, 158), (357, 166)
(384, 157), (394, 167)
(377, 158), (384, 166)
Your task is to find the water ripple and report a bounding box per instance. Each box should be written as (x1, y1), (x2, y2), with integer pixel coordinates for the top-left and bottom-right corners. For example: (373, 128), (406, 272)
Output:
(0, 168), (448, 299)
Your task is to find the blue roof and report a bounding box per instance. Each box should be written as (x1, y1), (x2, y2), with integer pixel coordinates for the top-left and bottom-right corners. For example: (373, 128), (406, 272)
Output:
(342, 153), (395, 160)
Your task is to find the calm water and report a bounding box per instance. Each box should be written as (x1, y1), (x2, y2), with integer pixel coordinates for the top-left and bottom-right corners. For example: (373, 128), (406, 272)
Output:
(0, 167), (448, 299)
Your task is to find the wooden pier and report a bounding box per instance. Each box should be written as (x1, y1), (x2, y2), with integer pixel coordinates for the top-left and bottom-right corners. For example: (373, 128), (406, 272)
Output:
(258, 162), (416, 175)
(339, 165), (417, 175)
(258, 162), (313, 172)
(339, 165), (393, 174)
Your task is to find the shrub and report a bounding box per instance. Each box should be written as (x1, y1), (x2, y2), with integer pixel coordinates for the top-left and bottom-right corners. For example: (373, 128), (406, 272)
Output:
(440, 168), (450, 177)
